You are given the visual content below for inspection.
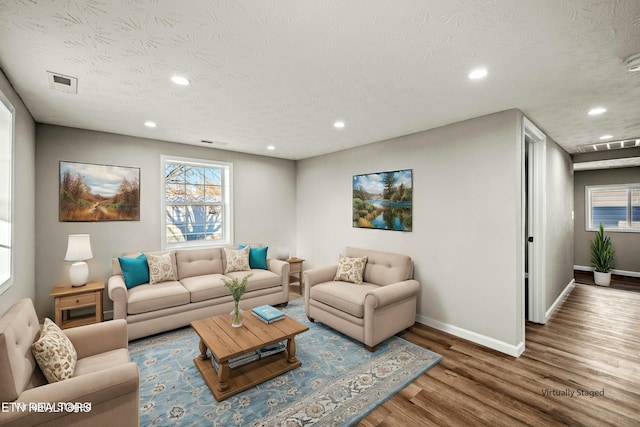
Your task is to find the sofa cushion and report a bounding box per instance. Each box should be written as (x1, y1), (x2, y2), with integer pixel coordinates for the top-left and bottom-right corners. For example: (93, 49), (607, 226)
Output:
(73, 348), (130, 377)
(224, 247), (251, 273)
(146, 252), (177, 284)
(334, 254), (368, 284)
(239, 245), (268, 270)
(225, 269), (281, 292)
(310, 281), (380, 318)
(0, 299), (46, 401)
(118, 254), (149, 289)
(345, 247), (413, 285)
(31, 318), (77, 383)
(175, 248), (224, 280)
(180, 274), (230, 303)
(127, 281), (189, 315)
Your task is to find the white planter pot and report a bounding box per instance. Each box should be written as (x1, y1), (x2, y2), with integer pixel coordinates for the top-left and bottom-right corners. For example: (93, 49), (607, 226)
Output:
(594, 271), (611, 287)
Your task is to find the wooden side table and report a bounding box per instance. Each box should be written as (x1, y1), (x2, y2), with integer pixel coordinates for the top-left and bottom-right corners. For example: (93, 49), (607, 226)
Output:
(287, 258), (305, 294)
(50, 280), (105, 329)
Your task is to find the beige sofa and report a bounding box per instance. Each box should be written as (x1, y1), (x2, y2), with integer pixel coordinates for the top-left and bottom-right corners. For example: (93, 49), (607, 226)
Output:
(108, 246), (290, 340)
(304, 247), (420, 351)
(0, 299), (139, 427)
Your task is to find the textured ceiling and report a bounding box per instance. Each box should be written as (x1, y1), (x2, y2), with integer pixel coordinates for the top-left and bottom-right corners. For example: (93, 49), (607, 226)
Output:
(0, 0), (639, 160)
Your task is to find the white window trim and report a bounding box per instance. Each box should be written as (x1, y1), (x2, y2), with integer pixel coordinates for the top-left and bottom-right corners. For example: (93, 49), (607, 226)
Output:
(161, 155), (234, 249)
(585, 183), (640, 233)
(0, 91), (14, 295)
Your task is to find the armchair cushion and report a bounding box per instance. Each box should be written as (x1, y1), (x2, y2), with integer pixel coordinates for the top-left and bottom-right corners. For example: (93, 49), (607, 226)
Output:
(311, 281), (379, 318)
(31, 318), (77, 383)
(334, 254), (368, 284)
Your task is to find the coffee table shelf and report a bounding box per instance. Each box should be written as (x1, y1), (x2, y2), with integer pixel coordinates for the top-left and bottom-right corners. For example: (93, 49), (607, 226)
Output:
(191, 311), (308, 401)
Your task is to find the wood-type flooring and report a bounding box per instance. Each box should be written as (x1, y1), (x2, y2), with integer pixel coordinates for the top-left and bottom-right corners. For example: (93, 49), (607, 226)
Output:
(291, 281), (640, 426)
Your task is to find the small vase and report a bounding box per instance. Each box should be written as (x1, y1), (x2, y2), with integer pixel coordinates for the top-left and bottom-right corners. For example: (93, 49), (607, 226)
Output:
(594, 271), (611, 287)
(230, 304), (244, 327)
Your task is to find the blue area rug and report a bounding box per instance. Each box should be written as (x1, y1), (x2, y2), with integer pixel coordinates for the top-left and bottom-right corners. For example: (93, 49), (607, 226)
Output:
(129, 298), (441, 426)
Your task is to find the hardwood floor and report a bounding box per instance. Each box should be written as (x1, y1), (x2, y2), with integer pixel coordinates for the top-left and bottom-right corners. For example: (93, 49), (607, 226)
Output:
(344, 284), (640, 426)
(574, 270), (640, 293)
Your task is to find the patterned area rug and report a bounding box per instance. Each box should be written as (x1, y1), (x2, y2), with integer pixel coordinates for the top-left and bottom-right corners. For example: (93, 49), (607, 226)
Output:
(129, 298), (441, 426)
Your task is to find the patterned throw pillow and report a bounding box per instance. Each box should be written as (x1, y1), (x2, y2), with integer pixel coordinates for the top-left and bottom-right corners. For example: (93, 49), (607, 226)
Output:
(334, 254), (368, 284)
(146, 252), (177, 284)
(224, 246), (251, 273)
(32, 318), (77, 383)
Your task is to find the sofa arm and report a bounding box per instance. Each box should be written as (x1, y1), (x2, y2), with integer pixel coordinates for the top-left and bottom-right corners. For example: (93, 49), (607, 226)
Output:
(64, 319), (128, 359)
(3, 363), (138, 426)
(267, 258), (289, 277)
(365, 280), (420, 309)
(107, 275), (128, 320)
(303, 265), (338, 289)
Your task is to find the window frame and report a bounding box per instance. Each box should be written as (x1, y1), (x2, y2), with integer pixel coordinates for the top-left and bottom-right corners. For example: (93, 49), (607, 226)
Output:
(0, 90), (14, 295)
(585, 183), (640, 233)
(161, 155), (234, 249)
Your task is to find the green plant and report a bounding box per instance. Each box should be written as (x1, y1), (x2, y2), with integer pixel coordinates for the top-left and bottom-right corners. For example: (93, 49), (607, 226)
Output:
(591, 223), (615, 273)
(223, 274), (253, 303)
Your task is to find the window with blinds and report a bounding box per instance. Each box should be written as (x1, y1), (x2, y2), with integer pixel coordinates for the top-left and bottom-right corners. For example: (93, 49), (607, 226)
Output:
(586, 184), (640, 231)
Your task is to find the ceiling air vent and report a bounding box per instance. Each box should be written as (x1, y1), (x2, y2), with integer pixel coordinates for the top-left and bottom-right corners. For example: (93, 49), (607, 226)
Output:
(200, 140), (228, 147)
(47, 71), (78, 94)
(577, 139), (640, 153)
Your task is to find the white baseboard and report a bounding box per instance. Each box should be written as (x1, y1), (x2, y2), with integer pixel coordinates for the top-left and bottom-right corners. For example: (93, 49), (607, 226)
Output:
(574, 265), (640, 278)
(415, 314), (524, 358)
(545, 279), (574, 322)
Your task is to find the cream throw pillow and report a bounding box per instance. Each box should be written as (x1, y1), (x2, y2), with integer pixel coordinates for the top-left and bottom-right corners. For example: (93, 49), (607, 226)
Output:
(224, 246), (251, 273)
(32, 318), (77, 383)
(334, 254), (368, 284)
(146, 252), (177, 284)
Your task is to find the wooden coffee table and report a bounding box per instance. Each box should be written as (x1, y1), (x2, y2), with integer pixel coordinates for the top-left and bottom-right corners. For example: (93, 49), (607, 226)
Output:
(191, 311), (309, 401)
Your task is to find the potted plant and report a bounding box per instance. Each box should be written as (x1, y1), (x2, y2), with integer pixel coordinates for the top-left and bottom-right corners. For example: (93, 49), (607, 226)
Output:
(591, 223), (615, 286)
(223, 274), (253, 327)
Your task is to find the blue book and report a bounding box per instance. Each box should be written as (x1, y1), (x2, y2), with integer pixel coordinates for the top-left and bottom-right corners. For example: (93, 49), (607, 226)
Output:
(252, 305), (285, 322)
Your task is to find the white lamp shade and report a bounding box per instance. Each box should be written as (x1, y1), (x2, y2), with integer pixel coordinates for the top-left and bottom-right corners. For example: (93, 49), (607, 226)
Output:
(64, 234), (93, 261)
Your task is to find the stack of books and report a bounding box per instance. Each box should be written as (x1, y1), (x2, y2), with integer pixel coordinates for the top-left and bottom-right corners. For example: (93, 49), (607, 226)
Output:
(251, 305), (285, 324)
(211, 341), (287, 372)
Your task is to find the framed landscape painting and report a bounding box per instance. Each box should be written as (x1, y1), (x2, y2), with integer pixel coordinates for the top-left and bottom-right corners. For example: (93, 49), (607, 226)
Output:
(59, 161), (140, 222)
(353, 169), (412, 231)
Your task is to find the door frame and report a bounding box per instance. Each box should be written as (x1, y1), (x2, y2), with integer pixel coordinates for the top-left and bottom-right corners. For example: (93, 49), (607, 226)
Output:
(523, 117), (546, 324)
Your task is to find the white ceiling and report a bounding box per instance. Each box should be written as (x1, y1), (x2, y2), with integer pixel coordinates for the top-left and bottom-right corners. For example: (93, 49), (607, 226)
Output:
(0, 0), (639, 160)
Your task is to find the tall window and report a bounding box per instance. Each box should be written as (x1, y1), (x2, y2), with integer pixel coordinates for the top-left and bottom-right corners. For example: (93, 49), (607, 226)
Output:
(0, 92), (14, 295)
(586, 184), (640, 232)
(162, 156), (233, 247)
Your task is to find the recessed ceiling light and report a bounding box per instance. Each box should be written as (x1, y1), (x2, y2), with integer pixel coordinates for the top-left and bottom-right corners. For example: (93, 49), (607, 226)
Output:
(599, 134), (613, 140)
(267, 145), (275, 150)
(588, 107), (607, 116)
(171, 75), (190, 86)
(468, 68), (488, 80)
(334, 121), (345, 129)
(144, 121), (157, 128)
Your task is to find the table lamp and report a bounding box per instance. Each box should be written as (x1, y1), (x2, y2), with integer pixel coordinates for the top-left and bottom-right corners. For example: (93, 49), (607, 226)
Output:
(64, 234), (93, 286)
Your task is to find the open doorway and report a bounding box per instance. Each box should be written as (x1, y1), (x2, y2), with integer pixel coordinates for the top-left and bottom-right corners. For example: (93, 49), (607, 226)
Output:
(523, 118), (546, 324)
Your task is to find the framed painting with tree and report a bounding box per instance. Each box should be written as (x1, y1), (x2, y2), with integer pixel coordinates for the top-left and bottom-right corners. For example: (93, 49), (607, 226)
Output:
(59, 161), (140, 222)
(352, 169), (412, 231)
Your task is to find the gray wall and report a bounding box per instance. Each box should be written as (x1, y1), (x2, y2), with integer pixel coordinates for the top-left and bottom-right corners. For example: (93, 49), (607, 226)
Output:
(0, 70), (36, 316)
(544, 138), (574, 309)
(574, 167), (640, 273)
(296, 110), (526, 355)
(35, 124), (296, 319)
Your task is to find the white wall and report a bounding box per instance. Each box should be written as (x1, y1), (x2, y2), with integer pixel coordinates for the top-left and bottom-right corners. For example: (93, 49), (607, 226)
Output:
(35, 124), (296, 319)
(296, 110), (525, 355)
(0, 69), (36, 316)
(544, 138), (574, 311)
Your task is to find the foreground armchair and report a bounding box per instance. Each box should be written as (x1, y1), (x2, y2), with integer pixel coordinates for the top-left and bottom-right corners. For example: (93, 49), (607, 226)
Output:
(0, 299), (139, 427)
(303, 247), (420, 351)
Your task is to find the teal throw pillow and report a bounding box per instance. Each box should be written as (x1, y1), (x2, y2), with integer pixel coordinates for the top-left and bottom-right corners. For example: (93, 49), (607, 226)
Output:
(239, 245), (268, 270)
(118, 254), (150, 289)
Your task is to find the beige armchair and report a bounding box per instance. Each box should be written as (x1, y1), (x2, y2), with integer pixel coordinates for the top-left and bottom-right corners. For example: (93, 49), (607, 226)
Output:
(0, 299), (139, 427)
(304, 247), (420, 351)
